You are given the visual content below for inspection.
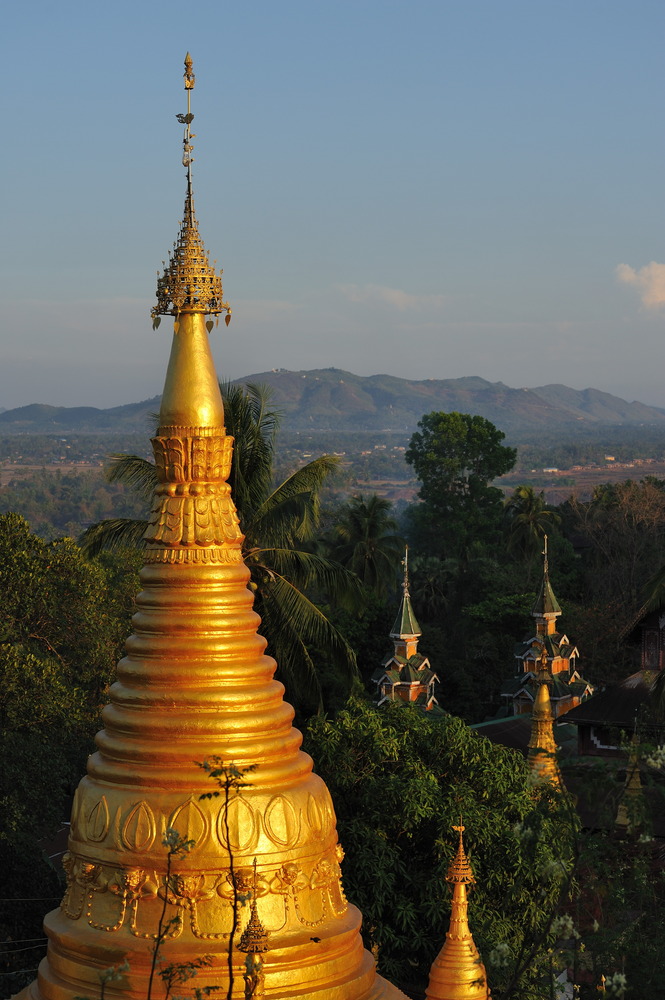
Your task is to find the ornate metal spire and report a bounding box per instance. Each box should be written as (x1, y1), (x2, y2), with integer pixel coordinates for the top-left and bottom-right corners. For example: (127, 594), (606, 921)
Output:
(446, 824), (475, 886)
(152, 53), (231, 325)
(238, 859), (270, 1000)
(239, 859), (270, 955)
(532, 534), (561, 627)
(390, 545), (421, 638)
(426, 826), (490, 1000)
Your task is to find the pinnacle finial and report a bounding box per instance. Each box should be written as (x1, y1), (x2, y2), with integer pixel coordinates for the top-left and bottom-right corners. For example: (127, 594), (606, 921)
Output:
(403, 545), (410, 597)
(532, 532), (561, 620)
(238, 858), (270, 955)
(152, 55), (231, 325)
(447, 823), (475, 885)
(184, 52), (195, 90)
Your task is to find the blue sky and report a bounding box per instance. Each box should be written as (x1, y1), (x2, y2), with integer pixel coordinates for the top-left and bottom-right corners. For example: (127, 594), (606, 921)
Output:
(1, 0), (663, 409)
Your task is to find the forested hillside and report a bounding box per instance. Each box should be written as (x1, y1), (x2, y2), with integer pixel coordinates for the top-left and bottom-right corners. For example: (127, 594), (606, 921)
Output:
(2, 369), (665, 435)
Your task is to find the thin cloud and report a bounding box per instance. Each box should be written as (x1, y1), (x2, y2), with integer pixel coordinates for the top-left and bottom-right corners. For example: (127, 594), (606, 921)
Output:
(339, 283), (446, 311)
(616, 261), (665, 308)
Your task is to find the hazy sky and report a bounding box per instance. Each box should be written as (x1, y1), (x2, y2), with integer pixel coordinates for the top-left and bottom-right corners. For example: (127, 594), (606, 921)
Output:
(1, 0), (663, 410)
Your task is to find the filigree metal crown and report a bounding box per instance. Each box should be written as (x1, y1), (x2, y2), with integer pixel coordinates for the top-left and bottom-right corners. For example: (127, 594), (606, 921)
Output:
(152, 203), (230, 320)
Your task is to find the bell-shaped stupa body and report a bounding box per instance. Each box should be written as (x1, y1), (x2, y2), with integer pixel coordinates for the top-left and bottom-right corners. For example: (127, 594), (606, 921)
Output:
(17, 56), (405, 1000)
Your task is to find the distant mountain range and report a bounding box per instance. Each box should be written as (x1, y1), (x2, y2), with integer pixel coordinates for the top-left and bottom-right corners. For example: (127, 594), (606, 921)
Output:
(1, 369), (664, 437)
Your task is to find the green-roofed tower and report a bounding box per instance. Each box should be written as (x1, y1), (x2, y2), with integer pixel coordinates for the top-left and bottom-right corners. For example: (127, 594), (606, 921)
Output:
(500, 534), (594, 719)
(390, 545), (422, 645)
(532, 535), (561, 635)
(373, 547), (440, 711)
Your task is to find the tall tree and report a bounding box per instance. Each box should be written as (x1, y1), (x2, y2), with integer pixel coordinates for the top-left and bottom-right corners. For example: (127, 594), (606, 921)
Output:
(405, 411), (516, 556)
(80, 384), (358, 709)
(566, 478), (665, 609)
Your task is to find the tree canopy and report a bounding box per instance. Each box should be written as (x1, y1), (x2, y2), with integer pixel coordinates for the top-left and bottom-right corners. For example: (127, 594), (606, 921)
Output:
(304, 699), (574, 997)
(0, 514), (140, 990)
(406, 411), (517, 509)
(326, 493), (403, 598)
(405, 411), (516, 559)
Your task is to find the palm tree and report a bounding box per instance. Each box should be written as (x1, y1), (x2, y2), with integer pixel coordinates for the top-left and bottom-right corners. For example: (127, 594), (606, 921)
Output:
(327, 493), (403, 598)
(80, 383), (358, 709)
(407, 554), (456, 621)
(504, 485), (561, 583)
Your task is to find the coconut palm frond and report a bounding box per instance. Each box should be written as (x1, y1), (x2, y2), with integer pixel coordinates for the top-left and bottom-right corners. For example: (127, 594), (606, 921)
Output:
(223, 382), (281, 514)
(327, 494), (403, 597)
(250, 547), (362, 610)
(79, 518), (149, 557)
(643, 563), (665, 614)
(256, 569), (357, 695)
(252, 456), (340, 543)
(244, 493), (313, 549)
(106, 454), (159, 502)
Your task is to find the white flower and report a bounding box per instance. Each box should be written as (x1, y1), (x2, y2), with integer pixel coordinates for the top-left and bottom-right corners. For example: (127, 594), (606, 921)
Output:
(551, 914), (575, 940)
(645, 745), (665, 769)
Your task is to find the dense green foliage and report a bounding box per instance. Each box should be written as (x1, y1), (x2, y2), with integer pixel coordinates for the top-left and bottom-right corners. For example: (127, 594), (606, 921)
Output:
(305, 700), (575, 997)
(3, 402), (665, 997)
(0, 469), (148, 540)
(0, 514), (140, 991)
(306, 701), (665, 999)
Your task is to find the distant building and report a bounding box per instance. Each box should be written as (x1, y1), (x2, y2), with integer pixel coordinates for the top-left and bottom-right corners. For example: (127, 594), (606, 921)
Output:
(565, 671), (665, 757)
(501, 537), (593, 718)
(372, 548), (439, 710)
(622, 604), (665, 671)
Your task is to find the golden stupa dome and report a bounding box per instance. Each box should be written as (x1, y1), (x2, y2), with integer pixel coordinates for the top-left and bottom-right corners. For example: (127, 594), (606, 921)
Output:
(15, 55), (405, 1000)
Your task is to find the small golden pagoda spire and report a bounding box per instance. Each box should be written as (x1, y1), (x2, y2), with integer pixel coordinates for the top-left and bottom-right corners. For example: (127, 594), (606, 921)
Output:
(238, 859), (269, 999)
(426, 825), (490, 1000)
(17, 56), (406, 1000)
(527, 650), (562, 787)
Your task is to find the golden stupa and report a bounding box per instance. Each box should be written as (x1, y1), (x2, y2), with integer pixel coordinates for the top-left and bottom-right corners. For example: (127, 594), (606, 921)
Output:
(526, 652), (562, 787)
(426, 826), (490, 1000)
(17, 55), (406, 1000)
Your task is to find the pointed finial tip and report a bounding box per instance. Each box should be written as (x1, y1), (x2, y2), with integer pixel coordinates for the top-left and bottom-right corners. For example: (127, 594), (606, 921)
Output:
(184, 52), (195, 89)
